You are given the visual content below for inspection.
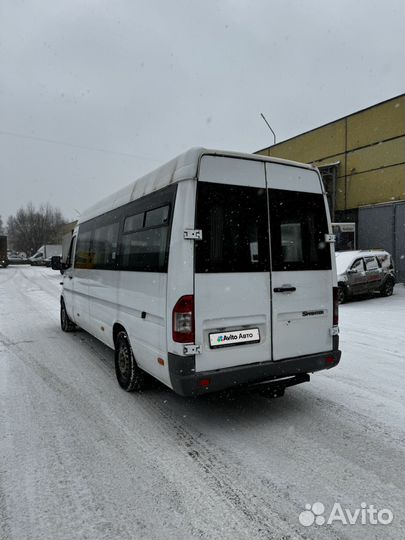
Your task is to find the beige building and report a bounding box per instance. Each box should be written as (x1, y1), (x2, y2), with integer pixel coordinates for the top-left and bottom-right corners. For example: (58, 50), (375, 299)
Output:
(255, 95), (405, 281)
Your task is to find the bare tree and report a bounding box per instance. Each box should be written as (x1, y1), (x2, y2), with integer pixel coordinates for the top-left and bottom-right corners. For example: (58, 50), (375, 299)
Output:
(0, 215), (4, 235)
(7, 203), (67, 255)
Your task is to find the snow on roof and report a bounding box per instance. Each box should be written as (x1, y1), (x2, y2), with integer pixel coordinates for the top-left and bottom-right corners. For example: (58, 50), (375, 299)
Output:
(78, 147), (316, 223)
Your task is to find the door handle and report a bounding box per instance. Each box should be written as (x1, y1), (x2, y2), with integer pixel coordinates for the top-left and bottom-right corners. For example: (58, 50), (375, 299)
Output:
(274, 286), (296, 293)
(68, 275), (73, 280)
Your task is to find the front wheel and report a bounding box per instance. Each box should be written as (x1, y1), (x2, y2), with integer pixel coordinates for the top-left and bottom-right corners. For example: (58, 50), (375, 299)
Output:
(380, 279), (394, 297)
(60, 300), (76, 332)
(115, 331), (146, 392)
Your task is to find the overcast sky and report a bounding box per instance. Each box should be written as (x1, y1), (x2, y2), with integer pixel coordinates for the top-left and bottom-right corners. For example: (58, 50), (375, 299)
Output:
(1, 0), (404, 222)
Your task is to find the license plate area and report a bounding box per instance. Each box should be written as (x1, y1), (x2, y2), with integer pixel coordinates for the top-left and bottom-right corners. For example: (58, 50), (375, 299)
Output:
(209, 328), (260, 349)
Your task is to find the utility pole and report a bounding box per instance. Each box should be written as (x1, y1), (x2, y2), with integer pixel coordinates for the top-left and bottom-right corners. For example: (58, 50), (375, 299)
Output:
(260, 113), (277, 145)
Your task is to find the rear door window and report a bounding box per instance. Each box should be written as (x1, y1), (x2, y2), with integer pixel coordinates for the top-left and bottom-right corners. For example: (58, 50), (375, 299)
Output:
(269, 189), (331, 271)
(195, 182), (270, 273)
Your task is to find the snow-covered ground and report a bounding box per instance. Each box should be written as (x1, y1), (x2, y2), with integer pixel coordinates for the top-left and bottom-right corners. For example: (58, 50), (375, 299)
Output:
(0, 265), (404, 540)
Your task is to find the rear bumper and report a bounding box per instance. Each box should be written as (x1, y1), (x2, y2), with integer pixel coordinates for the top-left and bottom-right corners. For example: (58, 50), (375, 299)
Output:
(168, 342), (341, 397)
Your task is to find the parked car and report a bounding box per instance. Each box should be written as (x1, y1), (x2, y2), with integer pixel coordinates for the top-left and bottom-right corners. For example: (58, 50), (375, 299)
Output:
(335, 250), (396, 303)
(7, 254), (29, 265)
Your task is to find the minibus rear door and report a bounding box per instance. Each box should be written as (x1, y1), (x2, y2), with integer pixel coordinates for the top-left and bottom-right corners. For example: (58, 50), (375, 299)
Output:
(266, 163), (334, 361)
(194, 155), (272, 372)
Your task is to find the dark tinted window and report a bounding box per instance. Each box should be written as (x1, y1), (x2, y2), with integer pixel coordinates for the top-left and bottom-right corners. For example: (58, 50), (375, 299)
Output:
(92, 223), (119, 268)
(75, 230), (93, 269)
(120, 227), (168, 271)
(66, 236), (77, 268)
(269, 189), (331, 271)
(124, 213), (144, 233)
(195, 182), (270, 272)
(73, 185), (176, 272)
(144, 205), (169, 228)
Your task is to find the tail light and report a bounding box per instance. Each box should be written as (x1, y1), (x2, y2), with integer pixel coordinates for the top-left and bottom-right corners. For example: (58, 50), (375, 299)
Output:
(333, 287), (339, 326)
(172, 295), (194, 343)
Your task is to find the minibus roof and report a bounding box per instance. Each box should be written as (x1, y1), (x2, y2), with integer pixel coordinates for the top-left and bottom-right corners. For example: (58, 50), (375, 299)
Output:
(78, 147), (317, 224)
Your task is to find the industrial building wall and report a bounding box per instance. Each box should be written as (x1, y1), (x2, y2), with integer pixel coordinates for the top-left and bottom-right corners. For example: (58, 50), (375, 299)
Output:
(358, 202), (405, 283)
(257, 95), (405, 212)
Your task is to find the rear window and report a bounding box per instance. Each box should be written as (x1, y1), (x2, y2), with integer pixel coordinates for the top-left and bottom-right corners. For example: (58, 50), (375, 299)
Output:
(195, 182), (331, 273)
(195, 182), (270, 273)
(269, 189), (331, 271)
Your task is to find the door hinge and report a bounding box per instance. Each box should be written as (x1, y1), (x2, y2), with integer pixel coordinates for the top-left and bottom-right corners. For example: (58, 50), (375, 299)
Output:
(330, 326), (339, 336)
(184, 229), (203, 240)
(183, 344), (201, 355)
(325, 234), (336, 243)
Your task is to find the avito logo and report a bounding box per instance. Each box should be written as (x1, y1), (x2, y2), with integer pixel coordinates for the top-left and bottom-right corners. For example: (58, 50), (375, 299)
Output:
(299, 502), (394, 527)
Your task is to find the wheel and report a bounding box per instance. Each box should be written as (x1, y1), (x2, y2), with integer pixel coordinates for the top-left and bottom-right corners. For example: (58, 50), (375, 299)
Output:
(337, 286), (347, 304)
(380, 279), (394, 297)
(60, 300), (76, 332)
(115, 331), (146, 392)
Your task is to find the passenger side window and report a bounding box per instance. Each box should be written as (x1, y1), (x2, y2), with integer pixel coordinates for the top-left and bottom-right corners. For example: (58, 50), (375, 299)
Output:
(119, 205), (170, 272)
(364, 256), (379, 270)
(92, 223), (119, 269)
(124, 212), (144, 233)
(144, 206), (169, 227)
(75, 230), (93, 269)
(66, 236), (77, 268)
(351, 258), (365, 272)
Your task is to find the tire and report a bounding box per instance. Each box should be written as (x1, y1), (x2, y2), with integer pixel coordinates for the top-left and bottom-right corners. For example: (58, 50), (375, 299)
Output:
(114, 331), (146, 392)
(337, 286), (347, 304)
(60, 300), (76, 332)
(380, 279), (394, 297)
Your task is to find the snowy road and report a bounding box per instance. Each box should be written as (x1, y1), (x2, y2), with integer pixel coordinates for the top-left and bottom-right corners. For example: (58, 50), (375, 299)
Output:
(0, 266), (404, 540)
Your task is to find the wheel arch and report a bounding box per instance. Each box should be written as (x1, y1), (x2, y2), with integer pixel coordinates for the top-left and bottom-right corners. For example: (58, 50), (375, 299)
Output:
(112, 322), (127, 346)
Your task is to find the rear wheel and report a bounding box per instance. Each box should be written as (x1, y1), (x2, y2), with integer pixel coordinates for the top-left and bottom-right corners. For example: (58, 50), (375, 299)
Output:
(337, 286), (347, 304)
(380, 279), (394, 297)
(115, 331), (146, 392)
(60, 300), (76, 332)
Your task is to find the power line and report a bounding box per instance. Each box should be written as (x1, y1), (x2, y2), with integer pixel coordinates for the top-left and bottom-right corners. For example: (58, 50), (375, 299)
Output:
(0, 129), (160, 163)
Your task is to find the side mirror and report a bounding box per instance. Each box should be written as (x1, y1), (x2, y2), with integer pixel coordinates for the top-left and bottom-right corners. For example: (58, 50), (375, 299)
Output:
(51, 255), (62, 271)
(347, 268), (357, 274)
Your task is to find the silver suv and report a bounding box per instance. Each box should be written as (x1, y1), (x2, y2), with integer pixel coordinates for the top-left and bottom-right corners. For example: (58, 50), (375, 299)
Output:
(336, 250), (396, 303)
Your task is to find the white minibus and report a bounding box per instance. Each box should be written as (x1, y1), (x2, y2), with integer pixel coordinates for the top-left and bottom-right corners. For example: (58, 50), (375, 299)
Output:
(54, 148), (341, 396)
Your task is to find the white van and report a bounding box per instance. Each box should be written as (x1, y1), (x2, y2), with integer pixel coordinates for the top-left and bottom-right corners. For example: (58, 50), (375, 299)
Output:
(55, 148), (341, 396)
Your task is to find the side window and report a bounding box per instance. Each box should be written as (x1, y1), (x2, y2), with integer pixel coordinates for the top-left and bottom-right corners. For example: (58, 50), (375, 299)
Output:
(364, 256), (378, 270)
(119, 205), (171, 272)
(74, 230), (93, 269)
(144, 206), (169, 227)
(92, 223), (119, 269)
(66, 236), (77, 268)
(351, 258), (364, 271)
(124, 212), (144, 233)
